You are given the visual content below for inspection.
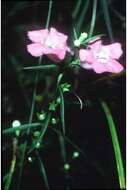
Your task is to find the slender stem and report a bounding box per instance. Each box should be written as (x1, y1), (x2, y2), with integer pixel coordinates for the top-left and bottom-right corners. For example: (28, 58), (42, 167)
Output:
(76, 0), (89, 35)
(52, 127), (107, 178)
(45, 0), (52, 29)
(100, 0), (114, 42)
(72, 0), (82, 19)
(17, 58), (42, 190)
(17, 1), (53, 189)
(36, 150), (49, 189)
(58, 132), (70, 189)
(89, 0), (97, 38)
(100, 101), (125, 189)
(23, 64), (57, 70)
(4, 138), (18, 190)
(73, 27), (78, 40)
(3, 123), (41, 135)
(52, 128), (86, 159)
(59, 87), (65, 135)
(59, 134), (67, 164)
(28, 58), (41, 128)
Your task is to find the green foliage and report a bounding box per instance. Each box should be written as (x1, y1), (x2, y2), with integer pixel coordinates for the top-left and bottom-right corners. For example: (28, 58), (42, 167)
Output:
(23, 65), (57, 71)
(59, 87), (65, 135)
(76, 0), (90, 35)
(60, 83), (71, 93)
(37, 112), (46, 121)
(81, 34), (105, 45)
(49, 101), (58, 111)
(100, 0), (114, 41)
(3, 123), (41, 135)
(88, 0), (97, 38)
(36, 150), (50, 189)
(101, 101), (125, 189)
(72, 0), (82, 19)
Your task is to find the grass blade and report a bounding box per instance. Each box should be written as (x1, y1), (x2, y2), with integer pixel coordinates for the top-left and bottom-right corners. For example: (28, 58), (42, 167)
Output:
(100, 101), (125, 189)
(100, 0), (114, 41)
(36, 150), (49, 189)
(88, 0), (97, 38)
(59, 87), (65, 135)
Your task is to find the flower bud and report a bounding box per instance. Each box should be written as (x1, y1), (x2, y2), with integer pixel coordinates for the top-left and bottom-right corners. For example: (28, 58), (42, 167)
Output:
(74, 39), (81, 47)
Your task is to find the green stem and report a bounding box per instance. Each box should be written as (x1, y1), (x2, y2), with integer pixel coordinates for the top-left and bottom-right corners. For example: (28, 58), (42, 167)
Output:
(100, 101), (125, 189)
(17, 1), (53, 189)
(3, 123), (41, 135)
(45, 0), (53, 29)
(58, 131), (70, 189)
(52, 127), (107, 178)
(76, 0), (89, 35)
(58, 134), (67, 164)
(59, 87), (65, 135)
(100, 0), (114, 42)
(4, 138), (18, 190)
(36, 150), (49, 189)
(89, 0), (97, 38)
(72, 0), (82, 19)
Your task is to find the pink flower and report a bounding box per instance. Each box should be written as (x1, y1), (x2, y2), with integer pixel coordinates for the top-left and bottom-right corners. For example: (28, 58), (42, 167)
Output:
(27, 27), (70, 62)
(79, 40), (124, 73)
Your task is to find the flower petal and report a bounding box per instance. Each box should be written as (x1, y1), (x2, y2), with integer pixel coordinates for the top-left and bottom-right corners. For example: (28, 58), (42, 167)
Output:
(89, 40), (102, 51)
(45, 27), (68, 49)
(27, 29), (49, 43)
(105, 43), (123, 59)
(81, 62), (93, 70)
(50, 28), (68, 43)
(91, 59), (124, 73)
(27, 43), (43, 57)
(46, 49), (66, 62)
(79, 49), (94, 63)
(104, 59), (124, 73)
(92, 62), (108, 73)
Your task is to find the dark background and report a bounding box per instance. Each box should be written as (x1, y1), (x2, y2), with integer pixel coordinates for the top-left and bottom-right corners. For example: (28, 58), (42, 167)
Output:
(2, 0), (126, 189)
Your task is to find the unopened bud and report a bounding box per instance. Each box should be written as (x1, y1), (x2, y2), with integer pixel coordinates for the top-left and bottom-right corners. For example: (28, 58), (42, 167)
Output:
(74, 39), (81, 47)
(80, 32), (88, 39)
(64, 163), (70, 170)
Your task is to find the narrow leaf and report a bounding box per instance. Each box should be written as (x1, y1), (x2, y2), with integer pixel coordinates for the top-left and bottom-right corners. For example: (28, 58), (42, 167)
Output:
(100, 0), (114, 41)
(58, 134), (67, 164)
(59, 87), (65, 135)
(82, 34), (105, 44)
(88, 0), (97, 38)
(76, 0), (90, 35)
(101, 101), (125, 189)
(28, 113), (52, 154)
(3, 123), (41, 135)
(23, 65), (57, 71)
(39, 113), (52, 141)
(36, 150), (49, 189)
(72, 0), (82, 19)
